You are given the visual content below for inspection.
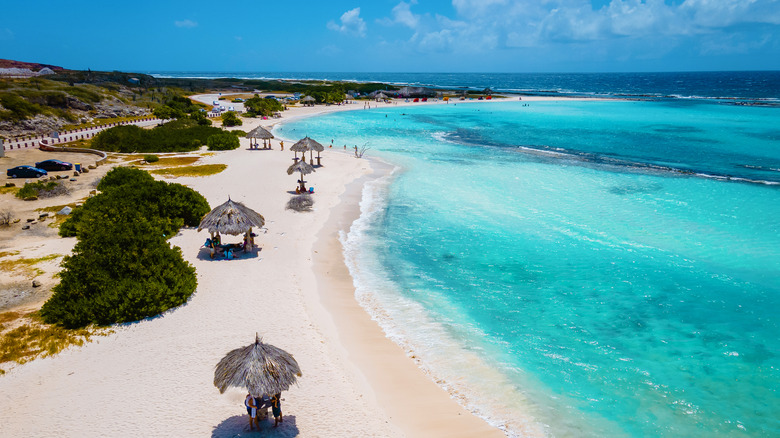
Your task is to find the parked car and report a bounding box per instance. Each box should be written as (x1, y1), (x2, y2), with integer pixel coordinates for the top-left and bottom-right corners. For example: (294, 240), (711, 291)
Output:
(34, 159), (73, 171)
(7, 165), (47, 178)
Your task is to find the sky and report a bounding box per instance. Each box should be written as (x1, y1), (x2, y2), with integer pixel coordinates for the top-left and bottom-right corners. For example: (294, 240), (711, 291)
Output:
(2, 0), (779, 73)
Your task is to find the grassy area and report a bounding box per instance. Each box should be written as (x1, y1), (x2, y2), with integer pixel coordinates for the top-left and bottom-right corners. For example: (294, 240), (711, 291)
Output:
(60, 115), (155, 132)
(0, 186), (20, 195)
(150, 164), (227, 178)
(0, 254), (62, 278)
(0, 311), (110, 374)
(134, 156), (200, 167)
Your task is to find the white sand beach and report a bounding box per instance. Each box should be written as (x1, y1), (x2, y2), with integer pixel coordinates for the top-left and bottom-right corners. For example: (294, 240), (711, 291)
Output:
(0, 100), (511, 437)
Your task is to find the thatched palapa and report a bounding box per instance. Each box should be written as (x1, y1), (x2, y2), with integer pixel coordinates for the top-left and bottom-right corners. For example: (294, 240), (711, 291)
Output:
(292, 136), (325, 165)
(198, 198), (265, 235)
(287, 159), (315, 192)
(246, 126), (274, 150)
(214, 333), (302, 398)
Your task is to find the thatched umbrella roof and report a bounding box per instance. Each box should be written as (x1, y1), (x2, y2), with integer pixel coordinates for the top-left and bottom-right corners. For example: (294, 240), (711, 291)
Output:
(290, 136), (323, 153)
(246, 126), (274, 139)
(301, 95), (315, 102)
(214, 333), (302, 398)
(287, 159), (315, 177)
(198, 198), (265, 235)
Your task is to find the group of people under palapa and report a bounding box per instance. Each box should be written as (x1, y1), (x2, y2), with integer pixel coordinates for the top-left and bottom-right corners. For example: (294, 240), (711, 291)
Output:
(245, 392), (283, 429)
(203, 232), (256, 260)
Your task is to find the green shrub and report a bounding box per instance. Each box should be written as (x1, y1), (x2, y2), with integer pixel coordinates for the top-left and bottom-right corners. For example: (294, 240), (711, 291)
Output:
(230, 130), (247, 137)
(45, 167), (208, 328)
(41, 210), (197, 328)
(221, 111), (242, 127)
(16, 181), (68, 199)
(91, 122), (224, 153)
(244, 96), (284, 117)
(62, 167), (210, 238)
(144, 154), (159, 163)
(0, 93), (46, 121)
(207, 133), (240, 151)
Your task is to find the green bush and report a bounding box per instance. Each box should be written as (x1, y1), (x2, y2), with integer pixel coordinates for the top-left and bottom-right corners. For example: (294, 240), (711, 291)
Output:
(230, 130), (247, 137)
(91, 122), (225, 153)
(244, 96), (284, 117)
(144, 154), (160, 163)
(221, 111), (242, 127)
(45, 167), (209, 328)
(207, 133), (240, 151)
(62, 167), (210, 238)
(0, 93), (47, 121)
(16, 181), (67, 199)
(41, 210), (197, 328)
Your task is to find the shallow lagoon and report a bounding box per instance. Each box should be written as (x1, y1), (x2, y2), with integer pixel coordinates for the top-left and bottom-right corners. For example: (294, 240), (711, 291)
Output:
(277, 100), (780, 437)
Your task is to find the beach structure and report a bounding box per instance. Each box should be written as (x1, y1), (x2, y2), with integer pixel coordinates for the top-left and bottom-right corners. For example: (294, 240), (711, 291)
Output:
(198, 198), (265, 258)
(246, 126), (274, 150)
(290, 136), (325, 166)
(374, 92), (388, 102)
(287, 159), (315, 193)
(301, 95), (315, 107)
(214, 333), (302, 399)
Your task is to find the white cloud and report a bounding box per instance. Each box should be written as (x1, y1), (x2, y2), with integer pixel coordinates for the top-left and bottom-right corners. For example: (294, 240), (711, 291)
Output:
(174, 19), (198, 28)
(327, 8), (367, 37)
(392, 1), (421, 28)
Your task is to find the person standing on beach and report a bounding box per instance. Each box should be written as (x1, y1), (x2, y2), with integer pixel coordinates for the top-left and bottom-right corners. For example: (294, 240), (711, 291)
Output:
(280, 140), (284, 151)
(271, 393), (283, 427)
(245, 392), (259, 430)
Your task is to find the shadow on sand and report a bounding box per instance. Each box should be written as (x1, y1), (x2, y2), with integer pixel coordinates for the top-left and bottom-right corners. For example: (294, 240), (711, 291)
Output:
(196, 247), (262, 262)
(212, 414), (299, 437)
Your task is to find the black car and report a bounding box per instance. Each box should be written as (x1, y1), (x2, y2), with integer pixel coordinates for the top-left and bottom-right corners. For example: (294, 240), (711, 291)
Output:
(6, 165), (48, 178)
(34, 159), (73, 171)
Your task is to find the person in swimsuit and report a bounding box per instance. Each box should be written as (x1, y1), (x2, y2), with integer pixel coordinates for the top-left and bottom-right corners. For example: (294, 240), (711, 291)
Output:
(245, 392), (259, 430)
(271, 393), (283, 427)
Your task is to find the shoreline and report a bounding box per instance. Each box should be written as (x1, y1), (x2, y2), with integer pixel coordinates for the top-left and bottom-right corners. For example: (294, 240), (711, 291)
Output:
(310, 157), (506, 437)
(0, 96), (581, 436)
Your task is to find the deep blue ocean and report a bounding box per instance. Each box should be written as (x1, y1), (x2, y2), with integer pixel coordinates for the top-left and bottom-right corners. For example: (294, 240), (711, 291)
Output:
(151, 71), (780, 104)
(162, 71), (780, 436)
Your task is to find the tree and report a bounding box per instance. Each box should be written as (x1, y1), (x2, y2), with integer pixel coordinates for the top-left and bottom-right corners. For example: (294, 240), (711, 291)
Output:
(153, 105), (184, 120)
(221, 111), (242, 127)
(207, 133), (240, 151)
(44, 168), (208, 328)
(42, 210), (197, 328)
(244, 96), (284, 117)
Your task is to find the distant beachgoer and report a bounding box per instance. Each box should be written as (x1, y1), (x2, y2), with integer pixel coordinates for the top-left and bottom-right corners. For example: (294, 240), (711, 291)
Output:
(271, 393), (283, 427)
(245, 393), (259, 429)
(280, 140), (284, 151)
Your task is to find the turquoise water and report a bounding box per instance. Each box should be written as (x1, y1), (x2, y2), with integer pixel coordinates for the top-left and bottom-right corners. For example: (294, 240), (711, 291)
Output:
(277, 101), (780, 437)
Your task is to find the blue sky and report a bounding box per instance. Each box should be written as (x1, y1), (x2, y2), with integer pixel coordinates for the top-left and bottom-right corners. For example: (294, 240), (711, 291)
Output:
(2, 0), (779, 73)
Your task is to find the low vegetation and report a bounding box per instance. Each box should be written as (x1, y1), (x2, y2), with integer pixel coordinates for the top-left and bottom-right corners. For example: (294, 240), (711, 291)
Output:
(0, 254), (61, 278)
(43, 167), (209, 328)
(0, 311), (109, 374)
(244, 96), (284, 117)
(206, 133), (240, 151)
(150, 164), (227, 178)
(221, 111), (242, 127)
(15, 181), (70, 200)
(91, 119), (225, 153)
(0, 209), (12, 226)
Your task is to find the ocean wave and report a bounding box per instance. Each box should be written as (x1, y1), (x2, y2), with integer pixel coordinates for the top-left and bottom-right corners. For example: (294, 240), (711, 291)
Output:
(340, 167), (552, 438)
(502, 145), (780, 187)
